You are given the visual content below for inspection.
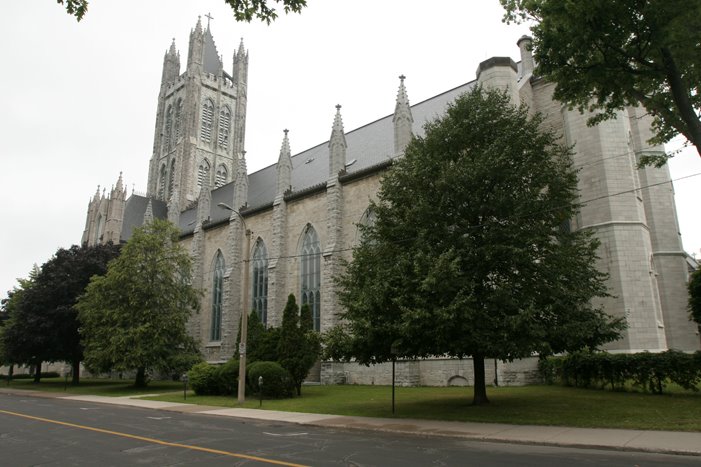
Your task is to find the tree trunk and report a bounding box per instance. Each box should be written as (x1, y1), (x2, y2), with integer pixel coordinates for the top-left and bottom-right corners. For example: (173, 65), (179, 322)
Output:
(33, 359), (42, 384)
(71, 357), (80, 386)
(472, 354), (489, 405)
(134, 367), (147, 388)
(7, 365), (13, 385)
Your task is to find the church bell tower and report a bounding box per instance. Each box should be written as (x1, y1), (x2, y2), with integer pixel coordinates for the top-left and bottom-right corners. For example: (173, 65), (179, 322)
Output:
(146, 16), (248, 223)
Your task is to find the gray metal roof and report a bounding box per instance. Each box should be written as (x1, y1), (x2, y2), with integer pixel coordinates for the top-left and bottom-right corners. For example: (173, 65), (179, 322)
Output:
(121, 195), (167, 242)
(203, 27), (223, 75)
(163, 78), (477, 232)
(246, 80), (477, 210)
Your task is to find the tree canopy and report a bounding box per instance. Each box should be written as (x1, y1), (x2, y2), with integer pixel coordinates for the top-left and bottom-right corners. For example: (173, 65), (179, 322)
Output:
(332, 87), (623, 405)
(76, 219), (200, 387)
(0, 244), (120, 384)
(501, 0), (701, 164)
(57, 0), (307, 24)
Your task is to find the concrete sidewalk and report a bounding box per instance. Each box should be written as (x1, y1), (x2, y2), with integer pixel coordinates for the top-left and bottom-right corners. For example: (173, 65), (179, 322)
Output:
(4, 388), (700, 457)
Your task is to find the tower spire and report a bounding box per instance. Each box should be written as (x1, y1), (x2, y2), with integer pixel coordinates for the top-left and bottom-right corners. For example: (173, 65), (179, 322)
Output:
(329, 105), (347, 177)
(276, 129), (292, 197)
(393, 74), (414, 155)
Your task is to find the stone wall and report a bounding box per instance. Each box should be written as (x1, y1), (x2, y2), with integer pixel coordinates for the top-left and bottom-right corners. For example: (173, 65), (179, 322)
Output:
(321, 357), (540, 387)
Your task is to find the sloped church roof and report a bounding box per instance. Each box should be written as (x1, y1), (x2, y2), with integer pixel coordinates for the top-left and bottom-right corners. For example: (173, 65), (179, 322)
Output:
(207, 79), (476, 233)
(121, 77), (479, 240)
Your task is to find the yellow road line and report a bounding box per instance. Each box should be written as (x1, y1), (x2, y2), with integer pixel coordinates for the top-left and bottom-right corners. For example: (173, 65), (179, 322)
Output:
(0, 408), (308, 467)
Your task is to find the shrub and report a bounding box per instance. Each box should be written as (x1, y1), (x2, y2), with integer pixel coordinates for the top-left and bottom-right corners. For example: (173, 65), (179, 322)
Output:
(218, 358), (239, 395)
(539, 350), (701, 394)
(247, 361), (293, 398)
(188, 362), (223, 395)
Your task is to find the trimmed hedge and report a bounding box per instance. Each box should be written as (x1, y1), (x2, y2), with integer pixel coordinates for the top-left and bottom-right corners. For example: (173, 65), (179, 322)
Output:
(218, 359), (239, 395)
(539, 350), (701, 394)
(188, 362), (225, 395)
(247, 361), (294, 399)
(187, 359), (241, 396)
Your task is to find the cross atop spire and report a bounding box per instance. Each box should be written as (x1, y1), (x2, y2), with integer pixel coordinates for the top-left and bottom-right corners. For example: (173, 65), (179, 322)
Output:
(205, 12), (213, 29)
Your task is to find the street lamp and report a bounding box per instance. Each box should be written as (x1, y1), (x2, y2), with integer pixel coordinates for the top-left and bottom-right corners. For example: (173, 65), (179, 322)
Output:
(217, 202), (252, 404)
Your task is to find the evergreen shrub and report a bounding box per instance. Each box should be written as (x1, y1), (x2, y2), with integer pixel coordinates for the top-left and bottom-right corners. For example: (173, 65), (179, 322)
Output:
(247, 361), (294, 398)
(218, 358), (239, 395)
(539, 350), (701, 394)
(188, 362), (223, 395)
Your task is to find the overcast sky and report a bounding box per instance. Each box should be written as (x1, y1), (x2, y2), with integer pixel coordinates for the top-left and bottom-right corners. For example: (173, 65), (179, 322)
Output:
(1, 0), (699, 297)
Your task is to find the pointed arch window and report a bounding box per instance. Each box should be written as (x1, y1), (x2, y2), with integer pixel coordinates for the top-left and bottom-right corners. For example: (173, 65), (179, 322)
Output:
(165, 104), (174, 151)
(215, 165), (228, 188)
(200, 99), (214, 143)
(174, 98), (183, 141)
(218, 105), (231, 150)
(300, 225), (321, 331)
(198, 159), (211, 188)
(158, 164), (167, 199)
(252, 239), (269, 326)
(167, 159), (176, 200)
(211, 251), (225, 341)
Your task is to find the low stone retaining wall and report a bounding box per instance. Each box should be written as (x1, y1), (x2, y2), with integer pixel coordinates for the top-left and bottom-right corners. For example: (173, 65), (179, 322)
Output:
(321, 357), (540, 387)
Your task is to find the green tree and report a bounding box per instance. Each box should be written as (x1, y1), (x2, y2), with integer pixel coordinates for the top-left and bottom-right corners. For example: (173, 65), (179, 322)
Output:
(0, 243), (119, 386)
(76, 219), (200, 388)
(277, 295), (320, 395)
(334, 87), (622, 405)
(57, 0), (307, 24)
(689, 268), (701, 327)
(32, 244), (120, 384)
(501, 0), (701, 164)
(0, 269), (40, 381)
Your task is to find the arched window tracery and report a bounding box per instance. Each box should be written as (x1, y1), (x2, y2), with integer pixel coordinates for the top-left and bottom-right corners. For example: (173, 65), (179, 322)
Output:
(252, 239), (269, 326)
(200, 99), (214, 143)
(215, 165), (228, 188)
(158, 164), (167, 199)
(198, 159), (211, 188)
(218, 105), (231, 150)
(300, 225), (321, 331)
(174, 98), (183, 141)
(211, 251), (225, 341)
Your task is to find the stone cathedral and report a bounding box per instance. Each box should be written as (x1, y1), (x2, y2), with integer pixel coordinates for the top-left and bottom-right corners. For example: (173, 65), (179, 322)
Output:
(82, 19), (699, 386)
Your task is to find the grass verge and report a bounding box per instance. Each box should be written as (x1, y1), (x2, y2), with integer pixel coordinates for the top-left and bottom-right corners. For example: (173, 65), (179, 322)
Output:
(4, 379), (700, 432)
(148, 384), (701, 432)
(1, 377), (182, 396)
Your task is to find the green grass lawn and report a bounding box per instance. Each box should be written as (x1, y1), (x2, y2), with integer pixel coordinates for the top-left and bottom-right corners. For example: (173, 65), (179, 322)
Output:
(2, 377), (182, 396)
(148, 384), (701, 432)
(5, 378), (700, 432)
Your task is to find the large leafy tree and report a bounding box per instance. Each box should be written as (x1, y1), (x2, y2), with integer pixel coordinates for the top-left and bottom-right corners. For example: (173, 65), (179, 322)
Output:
(689, 268), (701, 327)
(501, 0), (701, 164)
(57, 0), (307, 24)
(333, 87), (623, 405)
(0, 244), (120, 384)
(0, 269), (40, 381)
(76, 219), (200, 388)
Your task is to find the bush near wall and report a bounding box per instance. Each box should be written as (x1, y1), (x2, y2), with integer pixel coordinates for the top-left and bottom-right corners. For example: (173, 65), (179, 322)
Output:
(188, 360), (239, 396)
(247, 361), (294, 399)
(539, 350), (701, 394)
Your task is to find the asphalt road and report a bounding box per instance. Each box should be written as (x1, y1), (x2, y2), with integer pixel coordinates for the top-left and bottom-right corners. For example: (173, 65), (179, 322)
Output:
(0, 393), (698, 466)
